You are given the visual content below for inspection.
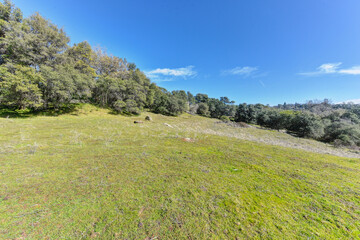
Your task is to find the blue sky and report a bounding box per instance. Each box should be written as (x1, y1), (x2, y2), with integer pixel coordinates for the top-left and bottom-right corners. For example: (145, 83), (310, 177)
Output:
(13, 0), (360, 105)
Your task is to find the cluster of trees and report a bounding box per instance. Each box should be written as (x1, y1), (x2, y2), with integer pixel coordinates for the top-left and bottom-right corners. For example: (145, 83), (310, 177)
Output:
(234, 101), (360, 148)
(0, 1), (359, 149)
(187, 94), (236, 119)
(0, 1), (189, 116)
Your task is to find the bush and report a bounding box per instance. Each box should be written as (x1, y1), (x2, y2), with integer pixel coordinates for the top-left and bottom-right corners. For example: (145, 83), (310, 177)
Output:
(197, 103), (210, 117)
(287, 113), (324, 139)
(322, 122), (360, 147)
(220, 115), (230, 122)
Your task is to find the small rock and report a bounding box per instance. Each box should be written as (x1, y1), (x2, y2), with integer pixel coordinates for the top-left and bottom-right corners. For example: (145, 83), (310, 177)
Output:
(182, 138), (195, 142)
(145, 116), (152, 121)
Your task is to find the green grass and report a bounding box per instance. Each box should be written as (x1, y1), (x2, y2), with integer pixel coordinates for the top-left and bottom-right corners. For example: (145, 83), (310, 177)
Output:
(1, 104), (359, 239)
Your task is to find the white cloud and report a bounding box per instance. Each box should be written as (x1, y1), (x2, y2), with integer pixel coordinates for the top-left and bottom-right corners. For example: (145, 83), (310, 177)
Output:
(337, 99), (360, 104)
(223, 66), (258, 77)
(338, 66), (360, 75)
(300, 62), (360, 76)
(145, 65), (197, 82)
(318, 63), (342, 73)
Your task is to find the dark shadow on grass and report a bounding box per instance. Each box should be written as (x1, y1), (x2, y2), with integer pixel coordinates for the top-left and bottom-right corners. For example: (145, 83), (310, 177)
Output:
(0, 104), (79, 119)
(107, 109), (140, 117)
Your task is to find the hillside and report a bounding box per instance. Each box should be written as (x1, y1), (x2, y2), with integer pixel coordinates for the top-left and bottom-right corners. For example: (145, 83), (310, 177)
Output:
(1, 1), (360, 151)
(1, 105), (359, 239)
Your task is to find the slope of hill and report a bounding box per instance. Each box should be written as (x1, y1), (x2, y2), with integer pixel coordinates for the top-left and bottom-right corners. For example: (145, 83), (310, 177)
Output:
(1, 105), (359, 239)
(152, 112), (360, 159)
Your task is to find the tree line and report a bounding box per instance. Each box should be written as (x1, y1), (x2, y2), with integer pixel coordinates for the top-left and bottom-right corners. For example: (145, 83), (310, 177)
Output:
(0, 1), (359, 148)
(234, 102), (360, 148)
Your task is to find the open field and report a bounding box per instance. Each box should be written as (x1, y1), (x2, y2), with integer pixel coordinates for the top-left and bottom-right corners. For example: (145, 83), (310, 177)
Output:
(1, 105), (360, 239)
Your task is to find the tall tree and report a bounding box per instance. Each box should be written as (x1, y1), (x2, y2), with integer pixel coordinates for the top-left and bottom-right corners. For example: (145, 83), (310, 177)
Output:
(0, 64), (43, 109)
(66, 41), (96, 77)
(1, 12), (69, 67)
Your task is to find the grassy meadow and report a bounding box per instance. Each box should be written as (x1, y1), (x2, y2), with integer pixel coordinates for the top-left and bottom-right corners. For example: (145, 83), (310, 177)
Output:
(0, 105), (359, 239)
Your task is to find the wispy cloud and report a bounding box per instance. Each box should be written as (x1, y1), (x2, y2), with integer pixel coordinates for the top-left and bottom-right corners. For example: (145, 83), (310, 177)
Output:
(223, 66), (258, 77)
(259, 80), (266, 88)
(300, 63), (360, 76)
(145, 65), (197, 82)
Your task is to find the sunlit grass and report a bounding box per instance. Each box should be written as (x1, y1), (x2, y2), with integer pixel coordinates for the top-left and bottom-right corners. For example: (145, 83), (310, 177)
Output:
(1, 104), (359, 239)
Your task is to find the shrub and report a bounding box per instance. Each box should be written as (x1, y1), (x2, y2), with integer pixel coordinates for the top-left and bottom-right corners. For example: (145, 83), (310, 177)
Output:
(220, 115), (230, 122)
(197, 103), (210, 117)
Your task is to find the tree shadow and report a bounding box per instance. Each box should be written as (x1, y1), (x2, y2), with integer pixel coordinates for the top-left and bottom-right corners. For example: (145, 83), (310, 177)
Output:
(0, 104), (79, 119)
(107, 110), (139, 117)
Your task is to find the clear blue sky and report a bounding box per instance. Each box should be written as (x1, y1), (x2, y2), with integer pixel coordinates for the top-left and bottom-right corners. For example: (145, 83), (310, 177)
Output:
(13, 0), (360, 105)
